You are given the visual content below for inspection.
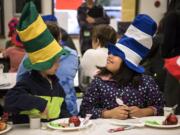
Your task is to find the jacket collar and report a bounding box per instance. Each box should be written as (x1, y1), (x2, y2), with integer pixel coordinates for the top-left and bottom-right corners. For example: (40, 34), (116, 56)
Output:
(30, 70), (59, 83)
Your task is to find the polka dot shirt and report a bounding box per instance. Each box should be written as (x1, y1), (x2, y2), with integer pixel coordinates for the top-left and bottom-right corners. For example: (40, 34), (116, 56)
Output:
(80, 74), (164, 118)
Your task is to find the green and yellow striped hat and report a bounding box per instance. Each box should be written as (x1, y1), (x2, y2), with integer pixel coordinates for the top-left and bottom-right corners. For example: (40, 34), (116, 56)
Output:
(16, 1), (68, 71)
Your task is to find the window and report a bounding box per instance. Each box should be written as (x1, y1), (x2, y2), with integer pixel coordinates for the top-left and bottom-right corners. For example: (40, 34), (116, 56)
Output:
(97, 0), (121, 19)
(54, 0), (121, 35)
(54, 0), (82, 35)
(14, 0), (42, 16)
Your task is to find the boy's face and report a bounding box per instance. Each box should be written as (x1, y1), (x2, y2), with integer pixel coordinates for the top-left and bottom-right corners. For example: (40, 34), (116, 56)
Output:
(43, 58), (60, 75)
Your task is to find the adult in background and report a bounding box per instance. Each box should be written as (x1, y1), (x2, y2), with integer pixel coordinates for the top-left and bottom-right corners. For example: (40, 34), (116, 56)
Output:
(160, 8), (180, 114)
(77, 0), (110, 55)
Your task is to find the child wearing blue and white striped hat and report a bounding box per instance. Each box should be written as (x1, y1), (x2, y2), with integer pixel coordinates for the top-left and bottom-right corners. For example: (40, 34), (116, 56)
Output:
(80, 14), (165, 119)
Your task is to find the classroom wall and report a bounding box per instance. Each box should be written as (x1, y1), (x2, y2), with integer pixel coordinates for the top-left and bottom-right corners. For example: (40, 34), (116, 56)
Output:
(138, 0), (167, 24)
(3, 0), (168, 37)
(2, 0), (168, 53)
(3, 0), (52, 38)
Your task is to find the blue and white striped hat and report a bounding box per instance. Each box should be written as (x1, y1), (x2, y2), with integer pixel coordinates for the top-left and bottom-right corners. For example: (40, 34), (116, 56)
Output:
(108, 14), (157, 73)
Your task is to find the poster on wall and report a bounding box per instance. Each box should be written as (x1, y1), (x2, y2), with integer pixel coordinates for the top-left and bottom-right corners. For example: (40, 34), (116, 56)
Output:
(55, 0), (82, 10)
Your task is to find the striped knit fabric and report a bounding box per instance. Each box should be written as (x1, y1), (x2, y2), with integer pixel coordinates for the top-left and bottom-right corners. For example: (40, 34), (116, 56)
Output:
(16, 1), (66, 71)
(108, 14), (157, 73)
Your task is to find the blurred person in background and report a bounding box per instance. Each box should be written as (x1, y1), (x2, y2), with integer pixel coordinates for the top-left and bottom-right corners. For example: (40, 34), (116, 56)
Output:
(80, 24), (117, 90)
(2, 27), (25, 72)
(5, 18), (19, 49)
(77, 0), (110, 55)
(160, 3), (180, 114)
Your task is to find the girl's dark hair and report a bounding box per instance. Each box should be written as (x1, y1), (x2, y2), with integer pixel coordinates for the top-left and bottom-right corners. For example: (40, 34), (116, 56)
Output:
(97, 62), (141, 87)
(92, 24), (117, 48)
(161, 10), (180, 58)
(167, 0), (180, 12)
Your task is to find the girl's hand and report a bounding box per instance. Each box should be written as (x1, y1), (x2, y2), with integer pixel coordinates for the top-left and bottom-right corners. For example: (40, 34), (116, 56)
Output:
(102, 106), (129, 119)
(129, 106), (155, 117)
(128, 106), (143, 117)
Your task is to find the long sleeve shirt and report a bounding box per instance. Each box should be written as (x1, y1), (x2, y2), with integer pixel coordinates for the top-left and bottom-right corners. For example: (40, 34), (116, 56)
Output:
(80, 75), (165, 118)
(5, 70), (70, 124)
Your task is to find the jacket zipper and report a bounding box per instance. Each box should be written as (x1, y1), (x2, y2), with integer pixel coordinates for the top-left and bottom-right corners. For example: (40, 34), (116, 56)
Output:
(47, 78), (53, 102)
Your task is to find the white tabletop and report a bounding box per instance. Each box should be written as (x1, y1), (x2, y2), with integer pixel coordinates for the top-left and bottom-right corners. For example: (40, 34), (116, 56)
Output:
(0, 73), (17, 90)
(0, 72), (79, 89)
(4, 117), (180, 135)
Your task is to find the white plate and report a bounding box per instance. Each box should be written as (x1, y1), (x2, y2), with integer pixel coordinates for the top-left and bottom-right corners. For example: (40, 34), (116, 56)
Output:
(0, 124), (12, 134)
(142, 116), (180, 128)
(110, 118), (144, 127)
(47, 118), (93, 131)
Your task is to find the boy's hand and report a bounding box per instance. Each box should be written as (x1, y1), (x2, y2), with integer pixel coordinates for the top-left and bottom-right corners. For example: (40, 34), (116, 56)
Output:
(41, 106), (49, 120)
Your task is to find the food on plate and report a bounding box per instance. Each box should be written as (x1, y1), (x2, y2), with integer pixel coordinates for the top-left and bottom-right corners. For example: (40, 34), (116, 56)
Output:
(163, 113), (178, 125)
(145, 120), (160, 125)
(0, 121), (7, 131)
(49, 116), (82, 128)
(68, 116), (81, 127)
(49, 122), (69, 128)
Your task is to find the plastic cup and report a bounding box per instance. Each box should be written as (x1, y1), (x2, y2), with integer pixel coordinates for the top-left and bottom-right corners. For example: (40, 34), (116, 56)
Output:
(163, 107), (174, 116)
(29, 116), (41, 129)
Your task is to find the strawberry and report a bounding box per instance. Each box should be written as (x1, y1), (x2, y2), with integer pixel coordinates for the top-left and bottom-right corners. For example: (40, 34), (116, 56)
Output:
(163, 113), (178, 125)
(0, 121), (6, 131)
(68, 116), (81, 127)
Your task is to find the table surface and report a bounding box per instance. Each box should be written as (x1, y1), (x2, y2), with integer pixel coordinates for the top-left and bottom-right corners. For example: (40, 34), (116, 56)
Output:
(4, 117), (180, 135)
(0, 72), (79, 89)
(0, 73), (17, 90)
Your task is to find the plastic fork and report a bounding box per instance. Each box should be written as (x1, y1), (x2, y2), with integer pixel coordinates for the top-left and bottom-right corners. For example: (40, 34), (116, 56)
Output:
(116, 97), (128, 107)
(80, 114), (92, 126)
(108, 126), (134, 133)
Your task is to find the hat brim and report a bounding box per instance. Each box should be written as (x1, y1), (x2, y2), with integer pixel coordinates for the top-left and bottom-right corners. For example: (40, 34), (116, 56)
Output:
(23, 48), (69, 71)
(108, 44), (144, 73)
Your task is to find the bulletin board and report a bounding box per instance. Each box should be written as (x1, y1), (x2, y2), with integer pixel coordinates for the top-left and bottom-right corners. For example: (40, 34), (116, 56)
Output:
(55, 0), (83, 10)
(121, 0), (138, 22)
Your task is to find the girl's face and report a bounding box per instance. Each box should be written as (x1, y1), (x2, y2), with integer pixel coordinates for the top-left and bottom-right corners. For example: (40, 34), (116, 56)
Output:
(44, 58), (60, 75)
(106, 54), (123, 74)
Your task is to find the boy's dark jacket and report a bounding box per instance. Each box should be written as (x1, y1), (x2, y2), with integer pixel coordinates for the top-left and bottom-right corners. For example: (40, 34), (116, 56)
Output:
(5, 70), (70, 124)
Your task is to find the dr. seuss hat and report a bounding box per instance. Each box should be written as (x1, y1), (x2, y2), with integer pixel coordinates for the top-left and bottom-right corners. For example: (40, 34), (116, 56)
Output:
(42, 15), (57, 22)
(108, 14), (157, 73)
(16, 1), (68, 71)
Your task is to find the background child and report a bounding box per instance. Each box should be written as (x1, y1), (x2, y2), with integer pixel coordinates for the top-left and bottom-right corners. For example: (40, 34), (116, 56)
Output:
(80, 24), (117, 90)
(2, 34), (25, 72)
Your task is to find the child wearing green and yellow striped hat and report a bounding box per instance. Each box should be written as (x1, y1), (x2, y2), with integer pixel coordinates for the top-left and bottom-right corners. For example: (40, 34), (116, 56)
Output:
(4, 1), (71, 124)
